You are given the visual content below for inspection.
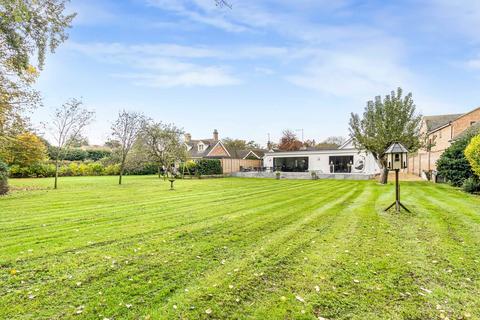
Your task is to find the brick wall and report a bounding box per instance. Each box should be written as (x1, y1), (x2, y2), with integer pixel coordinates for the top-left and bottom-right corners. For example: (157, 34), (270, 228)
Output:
(452, 107), (480, 137)
(208, 144), (229, 157)
(429, 125), (453, 152)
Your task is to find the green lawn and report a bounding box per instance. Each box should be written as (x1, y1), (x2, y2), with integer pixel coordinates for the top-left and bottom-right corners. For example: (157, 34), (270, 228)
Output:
(1, 176), (479, 319)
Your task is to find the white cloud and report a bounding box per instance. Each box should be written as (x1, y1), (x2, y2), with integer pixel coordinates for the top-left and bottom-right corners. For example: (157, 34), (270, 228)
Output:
(114, 68), (240, 87)
(467, 57), (480, 70)
(67, 42), (240, 87)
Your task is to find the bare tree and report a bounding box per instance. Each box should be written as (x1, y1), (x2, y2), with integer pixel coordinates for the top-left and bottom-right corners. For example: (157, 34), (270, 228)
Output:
(322, 136), (346, 147)
(278, 129), (303, 151)
(111, 111), (145, 185)
(215, 0), (232, 9)
(50, 98), (94, 189)
(138, 121), (186, 178)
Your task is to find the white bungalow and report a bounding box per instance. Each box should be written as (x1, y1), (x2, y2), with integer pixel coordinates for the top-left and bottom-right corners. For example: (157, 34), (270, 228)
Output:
(262, 138), (381, 177)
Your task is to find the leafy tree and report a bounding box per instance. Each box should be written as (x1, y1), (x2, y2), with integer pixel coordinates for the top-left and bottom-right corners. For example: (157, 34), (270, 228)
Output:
(278, 129), (303, 151)
(1, 0), (74, 192)
(0, 132), (46, 166)
(1, 0), (75, 139)
(223, 138), (247, 158)
(111, 111), (145, 185)
(223, 138), (247, 150)
(465, 134), (480, 178)
(0, 160), (8, 195)
(49, 98), (94, 189)
(138, 121), (186, 178)
(436, 127), (479, 187)
(349, 88), (422, 184)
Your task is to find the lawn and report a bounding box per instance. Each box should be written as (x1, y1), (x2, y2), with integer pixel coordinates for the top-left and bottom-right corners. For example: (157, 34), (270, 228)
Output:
(1, 176), (479, 319)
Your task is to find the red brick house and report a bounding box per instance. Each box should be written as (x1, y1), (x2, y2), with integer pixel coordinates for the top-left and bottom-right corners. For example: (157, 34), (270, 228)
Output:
(184, 130), (266, 173)
(408, 106), (480, 176)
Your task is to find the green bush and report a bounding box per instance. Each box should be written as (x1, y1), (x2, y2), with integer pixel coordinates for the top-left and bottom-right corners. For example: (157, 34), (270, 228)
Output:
(0, 161), (9, 195)
(87, 162), (104, 176)
(465, 134), (480, 178)
(86, 149), (111, 161)
(196, 159), (222, 175)
(462, 177), (480, 194)
(104, 164), (121, 175)
(178, 160), (197, 175)
(437, 127), (479, 187)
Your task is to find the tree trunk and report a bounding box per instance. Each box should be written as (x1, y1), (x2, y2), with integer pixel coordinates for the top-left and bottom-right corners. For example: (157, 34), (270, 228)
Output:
(158, 165), (162, 179)
(377, 157), (388, 184)
(54, 158), (59, 189)
(118, 165), (124, 185)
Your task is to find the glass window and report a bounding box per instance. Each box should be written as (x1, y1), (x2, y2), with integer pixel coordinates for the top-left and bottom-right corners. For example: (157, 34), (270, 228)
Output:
(329, 156), (354, 173)
(273, 157), (309, 172)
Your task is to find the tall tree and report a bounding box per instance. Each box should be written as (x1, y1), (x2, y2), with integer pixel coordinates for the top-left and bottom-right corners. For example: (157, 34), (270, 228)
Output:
(0, 160), (7, 195)
(138, 121), (186, 178)
(0, 0), (75, 136)
(111, 111), (145, 185)
(223, 138), (246, 158)
(1, 0), (75, 192)
(349, 88), (422, 184)
(49, 98), (94, 189)
(278, 129), (303, 151)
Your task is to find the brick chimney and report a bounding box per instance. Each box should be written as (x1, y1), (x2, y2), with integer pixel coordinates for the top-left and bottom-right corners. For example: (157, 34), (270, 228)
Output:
(184, 133), (191, 143)
(213, 129), (219, 141)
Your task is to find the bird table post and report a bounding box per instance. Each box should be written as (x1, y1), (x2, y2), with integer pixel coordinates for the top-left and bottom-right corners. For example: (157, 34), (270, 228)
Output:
(384, 142), (411, 213)
(169, 178), (175, 190)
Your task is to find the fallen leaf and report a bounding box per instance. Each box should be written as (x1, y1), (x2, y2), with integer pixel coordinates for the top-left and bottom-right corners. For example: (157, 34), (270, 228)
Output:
(420, 287), (432, 294)
(205, 308), (212, 314)
(295, 295), (305, 303)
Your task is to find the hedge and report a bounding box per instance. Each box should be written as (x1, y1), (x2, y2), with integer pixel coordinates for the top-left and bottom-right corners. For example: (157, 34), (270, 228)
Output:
(8, 162), (156, 178)
(48, 147), (111, 162)
(196, 159), (222, 175)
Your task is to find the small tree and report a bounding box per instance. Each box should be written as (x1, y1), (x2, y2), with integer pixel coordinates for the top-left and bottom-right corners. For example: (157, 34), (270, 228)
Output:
(110, 111), (145, 185)
(464, 134), (480, 178)
(49, 98), (94, 189)
(278, 129), (303, 151)
(138, 122), (186, 178)
(349, 88), (422, 184)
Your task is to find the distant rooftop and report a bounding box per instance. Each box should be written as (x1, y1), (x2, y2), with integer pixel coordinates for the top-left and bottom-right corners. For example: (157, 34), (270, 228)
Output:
(424, 113), (463, 132)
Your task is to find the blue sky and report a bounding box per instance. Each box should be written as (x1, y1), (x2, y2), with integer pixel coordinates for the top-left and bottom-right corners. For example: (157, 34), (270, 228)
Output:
(34, 0), (480, 146)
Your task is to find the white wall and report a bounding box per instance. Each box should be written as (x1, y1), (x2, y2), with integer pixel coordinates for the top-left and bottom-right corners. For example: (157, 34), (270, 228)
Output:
(263, 149), (380, 175)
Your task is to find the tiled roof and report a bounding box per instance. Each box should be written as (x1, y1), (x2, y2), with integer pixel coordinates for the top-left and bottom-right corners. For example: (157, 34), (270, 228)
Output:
(186, 139), (218, 158)
(424, 114), (463, 132)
